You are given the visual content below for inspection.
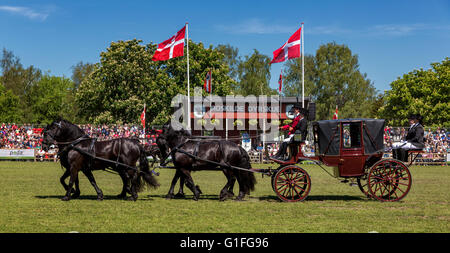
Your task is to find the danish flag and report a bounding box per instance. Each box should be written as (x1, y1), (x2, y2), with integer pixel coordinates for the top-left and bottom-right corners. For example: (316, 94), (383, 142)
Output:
(204, 70), (212, 93)
(270, 27), (301, 64)
(140, 105), (146, 128)
(333, 105), (338, 120)
(152, 26), (186, 61)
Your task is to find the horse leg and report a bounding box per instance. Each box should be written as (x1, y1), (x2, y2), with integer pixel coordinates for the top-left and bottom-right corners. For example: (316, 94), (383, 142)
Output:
(166, 169), (182, 199)
(60, 169), (71, 192)
(175, 170), (186, 198)
(117, 170), (130, 199)
(234, 173), (246, 201)
(180, 169), (200, 201)
(72, 177), (81, 199)
(219, 169), (236, 201)
(62, 166), (79, 201)
(129, 171), (139, 201)
(227, 175), (236, 198)
(60, 168), (81, 197)
(82, 169), (103, 201)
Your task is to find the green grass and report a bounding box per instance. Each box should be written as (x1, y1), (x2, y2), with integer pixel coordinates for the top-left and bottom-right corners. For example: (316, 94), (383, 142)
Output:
(0, 161), (449, 233)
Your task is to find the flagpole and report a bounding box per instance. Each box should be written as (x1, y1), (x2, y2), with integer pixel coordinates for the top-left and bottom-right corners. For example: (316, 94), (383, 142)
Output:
(143, 103), (146, 144)
(210, 70), (212, 110)
(301, 22), (305, 108)
(279, 67), (282, 135)
(186, 22), (191, 130)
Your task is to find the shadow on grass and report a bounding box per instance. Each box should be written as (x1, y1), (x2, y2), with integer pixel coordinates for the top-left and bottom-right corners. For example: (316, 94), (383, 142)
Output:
(148, 194), (223, 201)
(35, 194), (369, 202)
(258, 195), (369, 202)
(35, 195), (156, 201)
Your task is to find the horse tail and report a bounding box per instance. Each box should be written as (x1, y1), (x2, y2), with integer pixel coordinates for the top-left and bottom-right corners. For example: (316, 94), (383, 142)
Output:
(137, 144), (160, 191)
(236, 146), (256, 193)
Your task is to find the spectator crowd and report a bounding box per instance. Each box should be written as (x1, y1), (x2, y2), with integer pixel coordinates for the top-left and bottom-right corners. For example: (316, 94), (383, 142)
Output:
(0, 123), (156, 150)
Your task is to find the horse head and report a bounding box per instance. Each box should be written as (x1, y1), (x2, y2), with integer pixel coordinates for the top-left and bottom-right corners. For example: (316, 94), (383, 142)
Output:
(158, 122), (191, 150)
(42, 118), (85, 151)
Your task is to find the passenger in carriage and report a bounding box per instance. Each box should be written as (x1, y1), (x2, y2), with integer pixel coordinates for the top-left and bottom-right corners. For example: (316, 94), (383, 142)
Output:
(392, 114), (425, 162)
(271, 104), (308, 161)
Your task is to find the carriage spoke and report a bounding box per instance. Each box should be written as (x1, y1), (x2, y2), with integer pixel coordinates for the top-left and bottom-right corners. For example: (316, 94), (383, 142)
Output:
(273, 166), (311, 202)
(367, 159), (412, 202)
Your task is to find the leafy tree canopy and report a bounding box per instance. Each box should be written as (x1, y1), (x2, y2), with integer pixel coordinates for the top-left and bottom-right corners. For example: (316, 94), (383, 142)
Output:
(283, 42), (377, 120)
(379, 57), (449, 127)
(76, 39), (235, 125)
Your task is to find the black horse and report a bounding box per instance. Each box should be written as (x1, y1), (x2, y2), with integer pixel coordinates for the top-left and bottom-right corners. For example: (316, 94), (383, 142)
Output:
(42, 119), (159, 201)
(157, 123), (256, 201)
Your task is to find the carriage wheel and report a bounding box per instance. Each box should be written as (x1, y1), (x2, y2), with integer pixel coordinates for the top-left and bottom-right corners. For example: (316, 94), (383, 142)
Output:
(273, 165), (311, 202)
(357, 174), (371, 199)
(367, 159), (412, 202)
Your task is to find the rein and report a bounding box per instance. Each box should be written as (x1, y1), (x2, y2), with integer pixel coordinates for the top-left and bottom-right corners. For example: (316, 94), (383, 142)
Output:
(50, 133), (159, 176)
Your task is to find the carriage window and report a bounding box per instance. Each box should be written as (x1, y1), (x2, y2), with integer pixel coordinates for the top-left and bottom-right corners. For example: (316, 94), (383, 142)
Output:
(342, 123), (361, 148)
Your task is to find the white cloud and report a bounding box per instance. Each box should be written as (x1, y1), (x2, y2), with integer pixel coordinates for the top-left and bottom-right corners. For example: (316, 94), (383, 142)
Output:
(216, 18), (298, 34)
(216, 19), (353, 36)
(0, 5), (49, 21)
(216, 19), (450, 37)
(369, 23), (450, 36)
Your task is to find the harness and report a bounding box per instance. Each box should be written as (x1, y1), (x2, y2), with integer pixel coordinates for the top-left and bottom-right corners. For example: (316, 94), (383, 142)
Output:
(55, 136), (159, 176)
(159, 137), (253, 173)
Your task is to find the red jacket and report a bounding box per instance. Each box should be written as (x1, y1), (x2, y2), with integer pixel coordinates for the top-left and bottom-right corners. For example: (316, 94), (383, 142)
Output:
(282, 114), (303, 135)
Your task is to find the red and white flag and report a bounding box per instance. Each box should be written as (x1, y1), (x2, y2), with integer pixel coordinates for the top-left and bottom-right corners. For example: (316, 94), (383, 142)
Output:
(333, 105), (338, 120)
(140, 105), (146, 128)
(270, 27), (302, 64)
(152, 26), (186, 61)
(204, 70), (212, 93)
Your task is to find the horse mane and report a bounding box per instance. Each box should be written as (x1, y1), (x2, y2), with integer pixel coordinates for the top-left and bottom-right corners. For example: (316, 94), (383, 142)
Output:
(54, 118), (86, 136)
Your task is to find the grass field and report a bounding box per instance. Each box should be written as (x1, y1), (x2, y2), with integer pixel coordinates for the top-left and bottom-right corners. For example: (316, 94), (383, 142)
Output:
(0, 161), (449, 233)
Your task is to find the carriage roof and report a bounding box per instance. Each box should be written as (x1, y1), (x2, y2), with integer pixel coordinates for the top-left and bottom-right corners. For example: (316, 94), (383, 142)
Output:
(312, 118), (385, 156)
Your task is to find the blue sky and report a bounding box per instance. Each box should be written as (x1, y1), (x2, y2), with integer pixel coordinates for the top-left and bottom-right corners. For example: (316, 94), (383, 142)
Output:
(1, 0), (449, 93)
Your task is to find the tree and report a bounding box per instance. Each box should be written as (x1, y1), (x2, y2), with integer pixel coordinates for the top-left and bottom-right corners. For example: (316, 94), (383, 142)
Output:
(29, 75), (76, 124)
(1, 48), (42, 122)
(76, 39), (236, 125)
(282, 54), (316, 97)
(379, 57), (449, 127)
(0, 82), (21, 123)
(284, 42), (377, 120)
(71, 61), (95, 89)
(215, 44), (240, 82)
(237, 49), (276, 96)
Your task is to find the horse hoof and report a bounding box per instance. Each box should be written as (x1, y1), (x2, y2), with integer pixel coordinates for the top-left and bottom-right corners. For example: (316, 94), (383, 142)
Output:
(61, 196), (70, 201)
(97, 196), (104, 201)
(71, 193), (80, 199)
(235, 196), (245, 201)
(117, 193), (127, 199)
(195, 185), (203, 194)
(174, 193), (185, 199)
(165, 194), (174, 199)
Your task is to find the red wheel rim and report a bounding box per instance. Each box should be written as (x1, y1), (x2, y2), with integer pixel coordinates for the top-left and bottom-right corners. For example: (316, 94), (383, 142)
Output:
(367, 159), (412, 202)
(274, 166), (311, 202)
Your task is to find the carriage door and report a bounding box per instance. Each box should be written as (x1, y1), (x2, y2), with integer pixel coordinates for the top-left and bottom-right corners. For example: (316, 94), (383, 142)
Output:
(339, 122), (365, 176)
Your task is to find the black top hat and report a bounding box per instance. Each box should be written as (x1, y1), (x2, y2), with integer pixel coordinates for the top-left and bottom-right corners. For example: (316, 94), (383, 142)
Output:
(408, 113), (423, 125)
(289, 103), (302, 112)
(289, 103), (308, 116)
